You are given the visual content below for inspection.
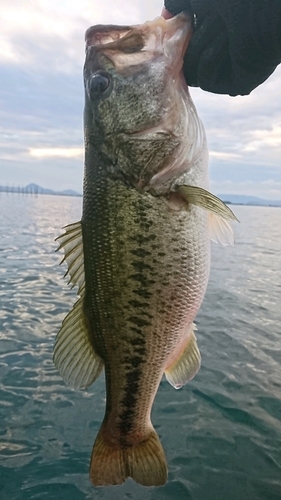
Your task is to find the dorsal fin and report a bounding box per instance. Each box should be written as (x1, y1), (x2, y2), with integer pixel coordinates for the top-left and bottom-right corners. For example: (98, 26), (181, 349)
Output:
(55, 221), (85, 294)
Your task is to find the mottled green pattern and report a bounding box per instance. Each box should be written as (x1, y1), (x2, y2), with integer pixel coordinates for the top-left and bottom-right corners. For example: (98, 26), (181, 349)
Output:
(82, 149), (209, 442)
(80, 18), (211, 481)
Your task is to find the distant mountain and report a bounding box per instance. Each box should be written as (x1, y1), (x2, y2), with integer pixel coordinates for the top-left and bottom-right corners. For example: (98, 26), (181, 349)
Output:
(60, 189), (80, 196)
(0, 183), (81, 197)
(219, 194), (281, 207)
(1, 184), (280, 205)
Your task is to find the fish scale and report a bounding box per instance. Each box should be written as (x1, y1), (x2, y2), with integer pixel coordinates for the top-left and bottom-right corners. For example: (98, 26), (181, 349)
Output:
(82, 174), (209, 437)
(53, 13), (238, 487)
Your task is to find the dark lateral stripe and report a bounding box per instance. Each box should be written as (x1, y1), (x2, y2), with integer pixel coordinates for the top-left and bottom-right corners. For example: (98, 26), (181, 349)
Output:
(128, 299), (149, 308)
(129, 234), (157, 244)
(119, 366), (143, 436)
(130, 248), (152, 258)
(130, 335), (145, 345)
(124, 355), (143, 368)
(133, 288), (152, 299)
(132, 261), (153, 272)
(129, 273), (156, 287)
(128, 316), (151, 328)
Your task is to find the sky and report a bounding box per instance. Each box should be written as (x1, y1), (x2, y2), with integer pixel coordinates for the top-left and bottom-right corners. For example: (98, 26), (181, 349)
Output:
(1, 0), (281, 200)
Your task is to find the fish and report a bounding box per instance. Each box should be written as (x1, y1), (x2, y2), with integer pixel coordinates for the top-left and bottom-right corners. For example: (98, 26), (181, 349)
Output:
(53, 13), (238, 487)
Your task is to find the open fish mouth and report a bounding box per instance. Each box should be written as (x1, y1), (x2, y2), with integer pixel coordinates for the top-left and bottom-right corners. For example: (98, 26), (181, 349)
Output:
(85, 13), (193, 78)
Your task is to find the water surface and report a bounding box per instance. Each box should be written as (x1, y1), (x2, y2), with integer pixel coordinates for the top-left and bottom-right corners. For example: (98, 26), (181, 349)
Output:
(0, 194), (280, 499)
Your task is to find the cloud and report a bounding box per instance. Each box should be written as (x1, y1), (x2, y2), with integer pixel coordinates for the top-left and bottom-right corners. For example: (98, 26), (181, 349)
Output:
(0, 0), (160, 67)
(210, 179), (281, 200)
(243, 125), (281, 152)
(29, 147), (84, 158)
(0, 0), (280, 199)
(189, 66), (281, 199)
(209, 151), (242, 161)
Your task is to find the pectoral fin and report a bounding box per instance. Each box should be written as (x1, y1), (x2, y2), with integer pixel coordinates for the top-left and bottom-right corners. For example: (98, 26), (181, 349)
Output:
(165, 324), (201, 389)
(176, 185), (238, 221)
(176, 185), (239, 246)
(54, 221), (104, 390)
(208, 212), (235, 245)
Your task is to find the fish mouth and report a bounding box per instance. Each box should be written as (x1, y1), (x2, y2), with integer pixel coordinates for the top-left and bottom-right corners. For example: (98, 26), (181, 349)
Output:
(85, 24), (138, 50)
(85, 13), (193, 76)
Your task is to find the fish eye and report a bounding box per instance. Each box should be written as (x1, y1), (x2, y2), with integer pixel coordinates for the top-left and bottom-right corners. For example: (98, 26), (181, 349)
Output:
(88, 72), (111, 98)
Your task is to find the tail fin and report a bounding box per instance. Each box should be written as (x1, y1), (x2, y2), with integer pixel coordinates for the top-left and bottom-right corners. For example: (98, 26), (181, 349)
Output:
(89, 427), (168, 487)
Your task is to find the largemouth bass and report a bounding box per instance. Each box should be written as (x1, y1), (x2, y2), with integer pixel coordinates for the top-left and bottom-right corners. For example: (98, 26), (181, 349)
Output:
(54, 13), (237, 487)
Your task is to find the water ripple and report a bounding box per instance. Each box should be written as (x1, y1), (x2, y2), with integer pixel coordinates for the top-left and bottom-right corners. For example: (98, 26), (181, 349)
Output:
(0, 197), (280, 499)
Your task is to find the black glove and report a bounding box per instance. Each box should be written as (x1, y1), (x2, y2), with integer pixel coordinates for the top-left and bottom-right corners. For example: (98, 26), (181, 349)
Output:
(164, 0), (281, 96)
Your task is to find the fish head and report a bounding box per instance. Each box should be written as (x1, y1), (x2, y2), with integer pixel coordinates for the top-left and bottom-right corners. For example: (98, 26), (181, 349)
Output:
(84, 14), (200, 191)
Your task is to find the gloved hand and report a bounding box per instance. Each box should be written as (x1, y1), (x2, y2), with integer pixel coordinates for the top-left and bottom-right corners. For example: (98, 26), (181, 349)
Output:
(164, 0), (281, 96)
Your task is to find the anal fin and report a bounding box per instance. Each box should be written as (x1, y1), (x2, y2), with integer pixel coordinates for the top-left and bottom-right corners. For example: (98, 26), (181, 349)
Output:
(165, 324), (201, 389)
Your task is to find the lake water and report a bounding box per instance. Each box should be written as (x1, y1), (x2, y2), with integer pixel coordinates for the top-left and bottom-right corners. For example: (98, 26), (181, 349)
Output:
(0, 194), (280, 500)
